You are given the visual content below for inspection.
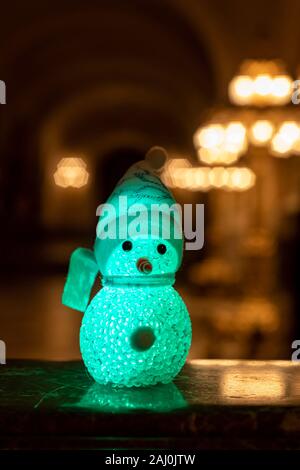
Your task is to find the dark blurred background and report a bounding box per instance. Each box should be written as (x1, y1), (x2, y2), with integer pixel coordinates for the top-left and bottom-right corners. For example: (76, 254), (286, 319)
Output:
(0, 0), (299, 361)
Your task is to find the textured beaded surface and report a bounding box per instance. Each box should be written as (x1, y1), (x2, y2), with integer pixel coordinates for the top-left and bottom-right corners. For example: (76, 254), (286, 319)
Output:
(80, 285), (192, 387)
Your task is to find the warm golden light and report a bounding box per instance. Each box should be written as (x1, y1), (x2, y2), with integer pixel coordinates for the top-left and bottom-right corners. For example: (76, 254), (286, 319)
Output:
(221, 369), (285, 402)
(271, 75), (292, 100)
(224, 122), (247, 152)
(194, 121), (247, 164)
(254, 74), (272, 96)
(193, 167), (211, 190)
(209, 167), (229, 188)
(270, 121), (300, 156)
(197, 147), (239, 165)
(228, 167), (253, 190)
(278, 121), (300, 144)
(270, 134), (292, 156)
(54, 157), (89, 188)
(190, 359), (241, 367)
(228, 75), (253, 105)
(292, 138), (300, 155)
(194, 60), (296, 165)
(271, 134), (292, 156)
(161, 158), (191, 188)
(249, 120), (274, 145)
(196, 124), (224, 149)
(164, 164), (256, 191)
(228, 60), (293, 106)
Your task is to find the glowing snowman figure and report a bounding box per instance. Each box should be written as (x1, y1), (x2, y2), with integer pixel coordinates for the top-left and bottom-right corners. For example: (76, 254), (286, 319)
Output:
(62, 157), (192, 387)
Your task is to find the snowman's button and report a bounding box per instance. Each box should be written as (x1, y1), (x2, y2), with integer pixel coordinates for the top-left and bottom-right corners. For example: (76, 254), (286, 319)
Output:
(130, 327), (155, 351)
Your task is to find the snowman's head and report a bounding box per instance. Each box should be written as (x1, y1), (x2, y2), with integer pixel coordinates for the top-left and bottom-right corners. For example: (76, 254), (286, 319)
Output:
(94, 163), (184, 285)
(94, 233), (182, 285)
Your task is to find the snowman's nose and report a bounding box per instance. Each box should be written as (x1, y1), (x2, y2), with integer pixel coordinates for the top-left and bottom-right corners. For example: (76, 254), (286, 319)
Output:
(136, 257), (152, 274)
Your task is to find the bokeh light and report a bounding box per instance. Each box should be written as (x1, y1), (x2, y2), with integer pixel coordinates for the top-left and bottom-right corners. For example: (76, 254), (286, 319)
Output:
(249, 120), (274, 145)
(54, 157), (89, 188)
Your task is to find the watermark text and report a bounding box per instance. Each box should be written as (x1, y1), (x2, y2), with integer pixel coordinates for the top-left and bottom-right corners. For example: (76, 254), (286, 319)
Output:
(0, 80), (6, 104)
(0, 340), (6, 364)
(96, 197), (204, 251)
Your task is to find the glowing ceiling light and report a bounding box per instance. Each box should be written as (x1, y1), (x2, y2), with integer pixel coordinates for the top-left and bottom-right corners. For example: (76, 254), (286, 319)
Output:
(209, 167), (229, 188)
(271, 75), (292, 99)
(194, 168), (211, 189)
(292, 138), (300, 155)
(225, 122), (246, 144)
(161, 158), (191, 188)
(250, 120), (274, 145)
(195, 124), (225, 149)
(254, 74), (272, 96)
(228, 75), (253, 105)
(168, 166), (255, 191)
(228, 61), (293, 106)
(54, 157), (89, 188)
(278, 121), (300, 144)
(175, 168), (191, 189)
(188, 168), (211, 191)
(166, 158), (191, 170)
(195, 121), (246, 165)
(270, 133), (292, 156)
(184, 168), (196, 189)
(224, 121), (247, 153)
(228, 167), (256, 190)
(197, 147), (239, 165)
(194, 60), (296, 164)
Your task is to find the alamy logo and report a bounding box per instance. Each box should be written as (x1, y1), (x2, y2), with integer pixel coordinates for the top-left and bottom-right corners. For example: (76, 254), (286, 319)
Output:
(0, 340), (6, 364)
(0, 81), (6, 104)
(96, 196), (204, 251)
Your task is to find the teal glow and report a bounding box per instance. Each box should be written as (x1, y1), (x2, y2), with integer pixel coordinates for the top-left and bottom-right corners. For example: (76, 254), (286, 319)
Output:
(62, 247), (98, 312)
(75, 382), (187, 412)
(97, 236), (179, 282)
(80, 285), (191, 387)
(62, 163), (192, 387)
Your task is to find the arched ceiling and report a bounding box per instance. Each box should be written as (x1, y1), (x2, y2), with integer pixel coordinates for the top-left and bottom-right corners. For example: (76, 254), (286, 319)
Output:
(0, 0), (215, 163)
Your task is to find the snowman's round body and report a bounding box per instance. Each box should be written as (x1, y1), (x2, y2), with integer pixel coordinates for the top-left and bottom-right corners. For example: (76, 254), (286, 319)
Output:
(80, 284), (191, 387)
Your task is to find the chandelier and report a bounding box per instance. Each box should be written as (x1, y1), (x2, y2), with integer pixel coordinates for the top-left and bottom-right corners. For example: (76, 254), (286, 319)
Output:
(163, 60), (299, 191)
(194, 60), (300, 163)
(162, 158), (255, 192)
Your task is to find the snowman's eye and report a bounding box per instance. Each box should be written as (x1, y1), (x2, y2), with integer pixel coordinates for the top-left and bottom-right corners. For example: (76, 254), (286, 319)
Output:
(122, 240), (133, 251)
(157, 243), (167, 255)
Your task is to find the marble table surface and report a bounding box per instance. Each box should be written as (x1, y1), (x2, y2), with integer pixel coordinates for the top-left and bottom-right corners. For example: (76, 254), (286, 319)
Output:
(1, 359), (300, 449)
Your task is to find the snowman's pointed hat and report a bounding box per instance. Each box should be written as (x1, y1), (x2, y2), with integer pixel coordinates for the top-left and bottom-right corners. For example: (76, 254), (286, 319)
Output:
(95, 159), (183, 273)
(97, 161), (181, 232)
